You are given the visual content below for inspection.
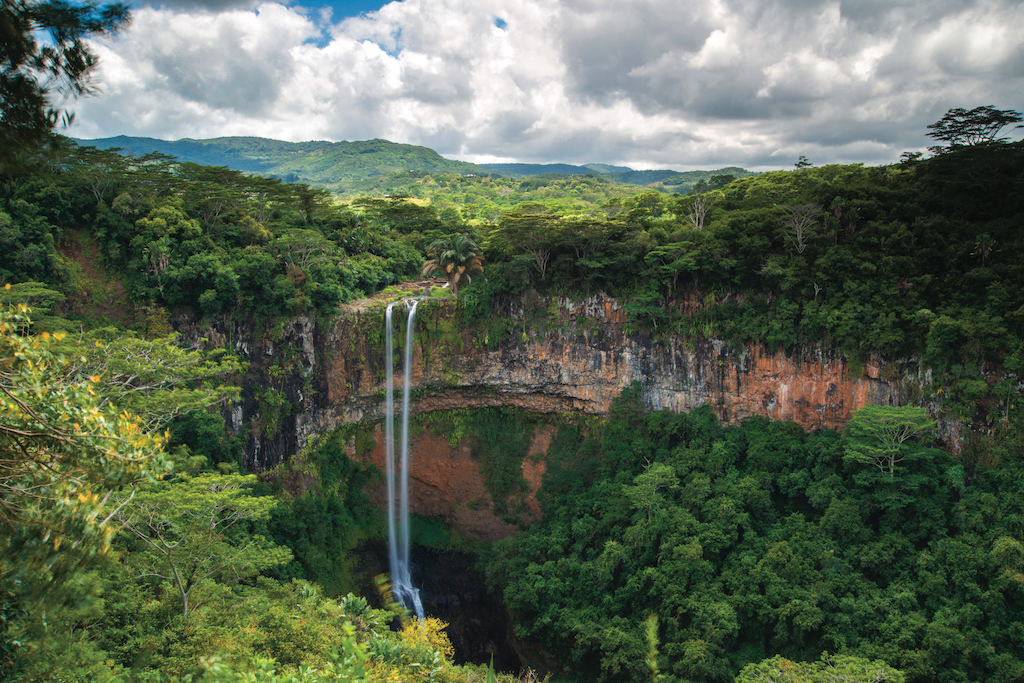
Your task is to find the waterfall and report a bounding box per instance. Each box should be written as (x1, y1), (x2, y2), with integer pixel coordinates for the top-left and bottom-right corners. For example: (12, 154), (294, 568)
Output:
(384, 300), (425, 620)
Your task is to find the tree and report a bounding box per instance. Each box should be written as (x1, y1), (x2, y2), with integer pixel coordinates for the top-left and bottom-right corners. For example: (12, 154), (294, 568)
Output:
(108, 472), (291, 617)
(843, 404), (936, 477)
(683, 191), (719, 231)
(623, 461), (678, 521)
(1, 0), (130, 168)
(646, 240), (700, 298)
(490, 205), (562, 280)
(780, 203), (822, 254)
(271, 228), (338, 272)
(926, 105), (1023, 154)
(420, 234), (484, 296)
(53, 330), (243, 431)
(0, 305), (167, 669)
(735, 653), (905, 682)
(0, 305), (166, 536)
(623, 190), (666, 228)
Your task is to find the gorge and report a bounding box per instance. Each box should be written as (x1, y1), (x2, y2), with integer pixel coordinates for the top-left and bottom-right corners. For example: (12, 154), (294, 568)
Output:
(179, 286), (935, 543)
(4, 134), (1022, 682)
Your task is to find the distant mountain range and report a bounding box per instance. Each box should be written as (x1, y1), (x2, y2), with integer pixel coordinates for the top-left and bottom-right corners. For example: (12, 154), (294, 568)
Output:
(71, 135), (754, 194)
(72, 136), (485, 183)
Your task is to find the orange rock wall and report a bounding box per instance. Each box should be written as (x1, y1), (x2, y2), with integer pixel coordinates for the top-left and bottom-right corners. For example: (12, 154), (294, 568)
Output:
(315, 294), (910, 432)
(345, 423), (551, 542)
(295, 294), (920, 539)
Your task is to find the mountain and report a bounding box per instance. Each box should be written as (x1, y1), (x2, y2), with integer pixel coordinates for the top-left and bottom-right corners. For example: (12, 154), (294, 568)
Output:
(71, 135), (757, 195)
(478, 162), (599, 177)
(583, 163), (633, 174)
(71, 135), (488, 188)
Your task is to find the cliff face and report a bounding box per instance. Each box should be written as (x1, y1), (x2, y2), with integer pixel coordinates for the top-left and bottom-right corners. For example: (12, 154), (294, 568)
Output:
(345, 424), (551, 542)
(317, 293), (911, 433)
(180, 292), (924, 538)
(315, 293), (919, 539)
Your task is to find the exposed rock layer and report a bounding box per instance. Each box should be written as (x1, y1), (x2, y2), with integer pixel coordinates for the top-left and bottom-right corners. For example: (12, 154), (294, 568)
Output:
(180, 293), (922, 535)
(318, 294), (910, 434)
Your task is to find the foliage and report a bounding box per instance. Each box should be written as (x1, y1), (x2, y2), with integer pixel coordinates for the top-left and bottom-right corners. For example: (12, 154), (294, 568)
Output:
(0, 142), (430, 322)
(263, 432), (378, 597)
(107, 472), (291, 616)
(0, 0), (129, 171)
(735, 652), (905, 682)
(0, 306), (171, 679)
(51, 328), (243, 430)
(0, 305), (166, 546)
(843, 405), (936, 478)
(488, 388), (1024, 683)
(926, 106), (1023, 153)
(422, 234), (484, 297)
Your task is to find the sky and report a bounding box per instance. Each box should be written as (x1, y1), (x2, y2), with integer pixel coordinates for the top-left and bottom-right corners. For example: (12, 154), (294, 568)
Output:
(67, 0), (1024, 171)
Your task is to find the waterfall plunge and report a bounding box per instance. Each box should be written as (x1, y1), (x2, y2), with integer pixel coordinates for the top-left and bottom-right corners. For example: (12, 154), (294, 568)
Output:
(384, 300), (425, 619)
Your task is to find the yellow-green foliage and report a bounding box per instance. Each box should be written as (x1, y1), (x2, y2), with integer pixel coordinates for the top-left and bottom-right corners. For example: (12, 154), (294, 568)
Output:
(401, 617), (456, 662)
(734, 653), (905, 683)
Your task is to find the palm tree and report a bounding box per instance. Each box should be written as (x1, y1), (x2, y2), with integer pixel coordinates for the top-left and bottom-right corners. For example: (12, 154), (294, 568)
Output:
(421, 235), (484, 297)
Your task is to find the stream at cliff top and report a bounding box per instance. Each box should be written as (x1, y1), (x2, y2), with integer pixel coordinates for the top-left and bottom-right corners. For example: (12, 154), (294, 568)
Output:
(384, 299), (425, 619)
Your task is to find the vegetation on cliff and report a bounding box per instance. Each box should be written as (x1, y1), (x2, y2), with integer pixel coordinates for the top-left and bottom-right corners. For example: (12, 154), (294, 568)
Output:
(487, 388), (1024, 683)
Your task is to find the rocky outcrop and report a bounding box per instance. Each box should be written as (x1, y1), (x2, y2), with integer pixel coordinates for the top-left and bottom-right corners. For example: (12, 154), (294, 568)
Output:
(178, 291), (925, 536)
(315, 293), (913, 438)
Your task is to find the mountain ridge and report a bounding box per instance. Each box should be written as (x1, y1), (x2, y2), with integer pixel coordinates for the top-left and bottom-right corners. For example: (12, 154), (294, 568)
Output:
(71, 135), (755, 194)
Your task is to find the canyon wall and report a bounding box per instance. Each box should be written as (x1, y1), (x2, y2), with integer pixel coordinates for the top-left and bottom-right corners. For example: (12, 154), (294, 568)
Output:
(321, 292), (922, 539)
(178, 291), (928, 539)
(314, 293), (915, 437)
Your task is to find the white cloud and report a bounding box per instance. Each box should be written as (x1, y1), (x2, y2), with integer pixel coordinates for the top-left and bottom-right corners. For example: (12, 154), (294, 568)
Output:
(69, 0), (1024, 169)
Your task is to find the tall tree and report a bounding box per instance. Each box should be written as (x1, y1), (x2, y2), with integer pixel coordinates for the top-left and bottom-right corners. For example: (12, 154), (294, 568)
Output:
(54, 330), (243, 431)
(0, 306), (166, 537)
(926, 105), (1023, 154)
(780, 203), (822, 254)
(843, 404), (936, 478)
(1, 0), (130, 169)
(108, 472), (291, 617)
(490, 205), (562, 280)
(421, 234), (484, 297)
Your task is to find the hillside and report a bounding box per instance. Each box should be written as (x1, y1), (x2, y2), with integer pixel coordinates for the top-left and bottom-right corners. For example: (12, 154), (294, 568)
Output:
(71, 135), (757, 198)
(478, 162), (759, 194)
(71, 135), (489, 190)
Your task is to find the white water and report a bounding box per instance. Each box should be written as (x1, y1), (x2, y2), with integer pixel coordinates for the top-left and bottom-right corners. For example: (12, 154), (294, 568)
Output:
(384, 300), (425, 619)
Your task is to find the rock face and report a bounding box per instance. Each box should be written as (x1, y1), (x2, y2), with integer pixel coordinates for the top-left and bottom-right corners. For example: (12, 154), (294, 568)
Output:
(317, 293), (911, 434)
(180, 292), (923, 536)
(310, 293), (916, 538)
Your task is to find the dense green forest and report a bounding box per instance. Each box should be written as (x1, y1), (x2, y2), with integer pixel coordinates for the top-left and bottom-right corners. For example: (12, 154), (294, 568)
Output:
(72, 136), (488, 189)
(488, 389), (1024, 683)
(71, 135), (754, 201)
(2, 106), (1024, 683)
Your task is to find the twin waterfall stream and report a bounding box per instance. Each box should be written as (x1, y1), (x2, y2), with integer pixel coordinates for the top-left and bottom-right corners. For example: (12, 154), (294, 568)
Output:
(384, 300), (426, 620)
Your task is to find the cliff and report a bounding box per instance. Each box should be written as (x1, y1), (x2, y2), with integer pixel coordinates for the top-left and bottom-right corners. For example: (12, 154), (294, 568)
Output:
(317, 292), (913, 434)
(178, 290), (926, 540)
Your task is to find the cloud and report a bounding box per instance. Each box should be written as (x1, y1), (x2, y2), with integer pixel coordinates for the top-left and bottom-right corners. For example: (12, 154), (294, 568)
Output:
(135, 0), (267, 12)
(70, 0), (1024, 169)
